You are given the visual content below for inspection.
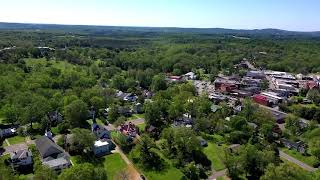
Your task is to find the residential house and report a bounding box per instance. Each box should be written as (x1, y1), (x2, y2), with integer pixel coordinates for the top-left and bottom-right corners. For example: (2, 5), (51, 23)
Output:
(280, 138), (307, 154)
(119, 122), (138, 137)
(0, 128), (16, 138)
(116, 91), (138, 102)
(123, 93), (138, 102)
(228, 144), (241, 153)
(234, 61), (249, 69)
(146, 125), (159, 137)
(92, 123), (110, 140)
(167, 76), (183, 82)
(35, 136), (71, 171)
(133, 103), (143, 114)
(10, 149), (33, 167)
(47, 111), (63, 125)
(118, 106), (133, 117)
(93, 139), (113, 157)
(143, 90), (153, 99)
(173, 114), (193, 128)
(183, 72), (197, 80)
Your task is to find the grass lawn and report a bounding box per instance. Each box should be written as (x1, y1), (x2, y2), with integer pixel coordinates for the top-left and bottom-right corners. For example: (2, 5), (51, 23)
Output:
(143, 166), (184, 180)
(137, 123), (146, 131)
(0, 116), (4, 124)
(128, 114), (145, 120)
(87, 118), (105, 126)
(18, 173), (34, 180)
(281, 148), (319, 167)
(281, 158), (309, 172)
(71, 153), (127, 180)
(217, 176), (229, 180)
(25, 58), (77, 72)
(203, 142), (226, 171)
(6, 136), (26, 145)
(201, 133), (225, 143)
(103, 153), (127, 179)
(129, 148), (184, 180)
(51, 126), (59, 135)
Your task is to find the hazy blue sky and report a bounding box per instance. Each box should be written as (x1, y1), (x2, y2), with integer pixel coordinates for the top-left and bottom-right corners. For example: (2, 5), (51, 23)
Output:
(0, 0), (319, 31)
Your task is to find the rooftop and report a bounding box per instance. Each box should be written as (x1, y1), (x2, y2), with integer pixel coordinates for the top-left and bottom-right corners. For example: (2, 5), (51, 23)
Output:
(94, 140), (109, 147)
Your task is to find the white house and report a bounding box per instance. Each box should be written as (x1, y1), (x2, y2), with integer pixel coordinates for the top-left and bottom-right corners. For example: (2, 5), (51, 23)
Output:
(184, 72), (197, 80)
(93, 140), (112, 156)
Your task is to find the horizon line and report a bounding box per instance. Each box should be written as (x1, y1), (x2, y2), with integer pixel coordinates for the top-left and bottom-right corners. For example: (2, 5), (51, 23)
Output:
(0, 21), (319, 33)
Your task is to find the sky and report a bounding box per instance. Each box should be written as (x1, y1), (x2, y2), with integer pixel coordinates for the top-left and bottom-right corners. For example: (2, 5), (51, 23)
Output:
(0, 0), (319, 31)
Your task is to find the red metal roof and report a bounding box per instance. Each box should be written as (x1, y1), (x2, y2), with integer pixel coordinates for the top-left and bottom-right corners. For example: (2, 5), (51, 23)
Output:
(253, 94), (268, 101)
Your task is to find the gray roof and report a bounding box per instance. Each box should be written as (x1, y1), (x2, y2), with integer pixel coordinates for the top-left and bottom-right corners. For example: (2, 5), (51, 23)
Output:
(35, 136), (65, 158)
(43, 157), (70, 168)
(11, 149), (32, 160)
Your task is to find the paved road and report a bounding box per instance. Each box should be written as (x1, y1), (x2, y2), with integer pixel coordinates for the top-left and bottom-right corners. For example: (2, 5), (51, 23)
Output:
(130, 118), (145, 125)
(279, 150), (317, 172)
(207, 169), (227, 180)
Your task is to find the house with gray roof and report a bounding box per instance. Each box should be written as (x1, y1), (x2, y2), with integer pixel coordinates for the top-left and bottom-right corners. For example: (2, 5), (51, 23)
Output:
(10, 149), (33, 167)
(35, 136), (71, 171)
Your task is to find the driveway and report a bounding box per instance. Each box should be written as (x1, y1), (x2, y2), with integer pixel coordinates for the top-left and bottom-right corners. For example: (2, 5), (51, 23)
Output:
(111, 140), (142, 180)
(207, 169), (227, 180)
(4, 143), (28, 155)
(130, 118), (145, 125)
(279, 150), (317, 172)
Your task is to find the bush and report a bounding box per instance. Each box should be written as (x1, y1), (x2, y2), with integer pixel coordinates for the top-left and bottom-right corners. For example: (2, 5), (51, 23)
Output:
(113, 116), (126, 127)
(57, 135), (65, 147)
(17, 127), (25, 136)
(57, 123), (70, 134)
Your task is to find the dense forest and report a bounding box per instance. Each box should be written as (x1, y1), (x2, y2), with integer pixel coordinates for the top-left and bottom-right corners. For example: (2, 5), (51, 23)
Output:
(1, 23), (320, 74)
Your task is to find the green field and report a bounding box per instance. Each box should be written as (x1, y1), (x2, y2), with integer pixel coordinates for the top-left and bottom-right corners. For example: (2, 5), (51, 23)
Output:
(137, 123), (146, 131)
(87, 118), (105, 126)
(129, 149), (184, 180)
(128, 114), (145, 120)
(281, 158), (309, 172)
(71, 153), (127, 180)
(103, 153), (127, 179)
(25, 58), (77, 72)
(203, 142), (226, 171)
(0, 117), (4, 124)
(281, 148), (319, 167)
(6, 136), (26, 145)
(51, 126), (59, 135)
(143, 166), (184, 180)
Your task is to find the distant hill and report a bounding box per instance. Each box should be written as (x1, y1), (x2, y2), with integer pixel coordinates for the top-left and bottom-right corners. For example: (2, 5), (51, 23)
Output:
(0, 22), (319, 37)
